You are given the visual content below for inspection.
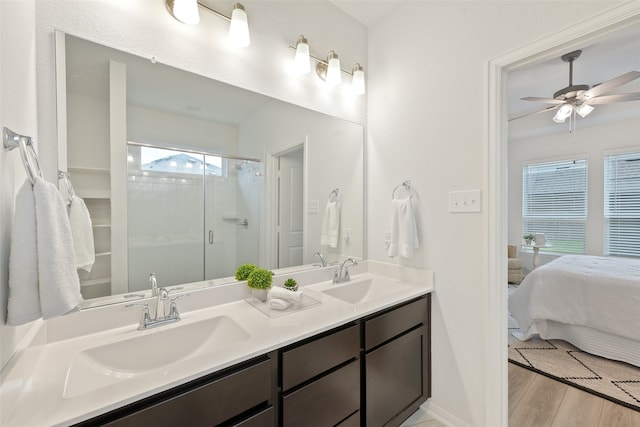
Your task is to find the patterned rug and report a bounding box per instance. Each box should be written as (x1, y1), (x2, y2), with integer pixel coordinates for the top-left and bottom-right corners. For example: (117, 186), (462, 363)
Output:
(508, 337), (640, 411)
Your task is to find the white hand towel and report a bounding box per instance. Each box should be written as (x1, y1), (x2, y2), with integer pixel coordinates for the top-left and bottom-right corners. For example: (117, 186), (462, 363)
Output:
(268, 298), (292, 311)
(69, 195), (95, 273)
(269, 286), (304, 303)
(7, 180), (41, 325)
(33, 177), (83, 318)
(320, 200), (339, 248)
(387, 198), (419, 258)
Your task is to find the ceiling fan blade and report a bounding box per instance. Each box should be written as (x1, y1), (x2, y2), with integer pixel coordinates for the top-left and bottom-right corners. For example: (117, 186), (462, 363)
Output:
(521, 96), (565, 105)
(508, 105), (560, 122)
(583, 70), (640, 100)
(586, 92), (640, 104)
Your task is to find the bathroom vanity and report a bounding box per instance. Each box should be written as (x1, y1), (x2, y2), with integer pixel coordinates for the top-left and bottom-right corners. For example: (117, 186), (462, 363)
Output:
(0, 262), (433, 427)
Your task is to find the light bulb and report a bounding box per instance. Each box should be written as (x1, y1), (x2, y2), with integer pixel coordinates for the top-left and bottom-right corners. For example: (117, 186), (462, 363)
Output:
(293, 36), (310, 75)
(229, 3), (250, 48)
(326, 51), (341, 86)
(575, 103), (594, 118)
(553, 104), (573, 123)
(351, 64), (365, 95)
(170, 0), (200, 25)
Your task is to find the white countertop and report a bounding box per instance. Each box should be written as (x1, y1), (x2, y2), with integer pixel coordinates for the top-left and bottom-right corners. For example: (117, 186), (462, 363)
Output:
(0, 261), (433, 427)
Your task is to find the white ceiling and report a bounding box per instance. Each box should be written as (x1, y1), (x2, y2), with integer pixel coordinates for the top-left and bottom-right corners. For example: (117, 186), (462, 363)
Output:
(507, 23), (640, 140)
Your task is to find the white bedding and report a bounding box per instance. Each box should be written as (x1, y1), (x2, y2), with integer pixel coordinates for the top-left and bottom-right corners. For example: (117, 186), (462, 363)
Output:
(509, 255), (640, 352)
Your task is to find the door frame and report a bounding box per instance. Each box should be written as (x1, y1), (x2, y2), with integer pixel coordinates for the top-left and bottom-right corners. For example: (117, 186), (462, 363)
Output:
(265, 137), (309, 270)
(486, 4), (640, 426)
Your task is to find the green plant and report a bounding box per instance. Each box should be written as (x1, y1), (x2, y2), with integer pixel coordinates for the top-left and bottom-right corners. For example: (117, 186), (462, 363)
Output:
(284, 278), (297, 289)
(235, 263), (257, 281)
(247, 268), (273, 290)
(523, 233), (535, 242)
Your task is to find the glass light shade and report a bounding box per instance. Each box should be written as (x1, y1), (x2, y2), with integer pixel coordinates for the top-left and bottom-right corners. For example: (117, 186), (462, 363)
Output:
(293, 36), (310, 75)
(171, 0), (200, 25)
(326, 51), (341, 86)
(553, 104), (573, 123)
(575, 103), (594, 118)
(229, 3), (250, 48)
(352, 64), (365, 95)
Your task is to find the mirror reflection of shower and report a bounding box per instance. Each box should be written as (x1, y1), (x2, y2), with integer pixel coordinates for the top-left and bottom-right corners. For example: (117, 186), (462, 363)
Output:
(126, 142), (263, 292)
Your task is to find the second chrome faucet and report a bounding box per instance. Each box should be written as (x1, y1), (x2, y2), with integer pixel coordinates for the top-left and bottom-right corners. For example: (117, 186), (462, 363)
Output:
(333, 258), (358, 283)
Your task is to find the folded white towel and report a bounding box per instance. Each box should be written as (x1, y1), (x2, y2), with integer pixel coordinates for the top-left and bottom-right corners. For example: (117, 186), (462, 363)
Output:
(7, 180), (41, 325)
(387, 197), (419, 258)
(69, 195), (95, 273)
(33, 177), (83, 319)
(320, 200), (339, 248)
(269, 286), (304, 303)
(268, 298), (292, 311)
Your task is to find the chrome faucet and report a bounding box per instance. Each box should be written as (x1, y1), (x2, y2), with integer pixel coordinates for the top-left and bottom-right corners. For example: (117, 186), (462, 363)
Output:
(126, 274), (188, 330)
(333, 258), (358, 283)
(313, 251), (327, 267)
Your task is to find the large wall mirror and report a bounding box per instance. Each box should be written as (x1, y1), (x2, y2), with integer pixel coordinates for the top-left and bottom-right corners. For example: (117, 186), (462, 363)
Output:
(56, 32), (364, 308)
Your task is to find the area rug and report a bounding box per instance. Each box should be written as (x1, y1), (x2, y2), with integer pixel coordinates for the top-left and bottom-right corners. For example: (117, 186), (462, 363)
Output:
(508, 337), (640, 411)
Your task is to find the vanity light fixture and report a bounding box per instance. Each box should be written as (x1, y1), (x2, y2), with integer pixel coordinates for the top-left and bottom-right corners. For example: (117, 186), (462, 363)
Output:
(167, 0), (200, 25)
(323, 51), (342, 86)
(228, 3), (250, 48)
(351, 63), (366, 95)
(288, 37), (366, 94)
(166, 1), (250, 48)
(293, 35), (311, 75)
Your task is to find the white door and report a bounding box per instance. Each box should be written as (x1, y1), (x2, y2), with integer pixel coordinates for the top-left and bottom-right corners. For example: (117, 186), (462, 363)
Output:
(277, 148), (304, 268)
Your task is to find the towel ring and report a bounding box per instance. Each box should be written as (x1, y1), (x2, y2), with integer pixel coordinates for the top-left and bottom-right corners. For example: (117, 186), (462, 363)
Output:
(392, 180), (414, 199)
(4, 127), (42, 185)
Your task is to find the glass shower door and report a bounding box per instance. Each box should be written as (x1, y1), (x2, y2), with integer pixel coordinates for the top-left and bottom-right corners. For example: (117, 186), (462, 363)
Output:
(127, 145), (205, 290)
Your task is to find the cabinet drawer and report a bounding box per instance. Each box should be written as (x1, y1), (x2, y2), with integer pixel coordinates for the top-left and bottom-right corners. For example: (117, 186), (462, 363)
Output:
(103, 358), (272, 427)
(283, 359), (360, 427)
(282, 324), (359, 390)
(365, 296), (428, 351)
(233, 406), (274, 427)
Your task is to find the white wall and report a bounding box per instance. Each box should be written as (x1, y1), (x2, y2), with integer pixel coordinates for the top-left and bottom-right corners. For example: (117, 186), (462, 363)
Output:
(367, 2), (620, 426)
(0, 0), (40, 372)
(509, 116), (640, 270)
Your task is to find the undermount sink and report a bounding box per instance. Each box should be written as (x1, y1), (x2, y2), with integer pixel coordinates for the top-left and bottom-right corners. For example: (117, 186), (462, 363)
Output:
(321, 277), (408, 305)
(64, 315), (249, 397)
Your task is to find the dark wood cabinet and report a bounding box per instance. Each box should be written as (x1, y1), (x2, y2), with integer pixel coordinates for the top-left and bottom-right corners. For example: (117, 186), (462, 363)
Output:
(75, 294), (430, 427)
(364, 296), (431, 427)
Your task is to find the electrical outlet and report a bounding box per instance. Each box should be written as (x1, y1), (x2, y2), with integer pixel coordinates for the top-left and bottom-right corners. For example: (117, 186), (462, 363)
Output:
(448, 190), (481, 213)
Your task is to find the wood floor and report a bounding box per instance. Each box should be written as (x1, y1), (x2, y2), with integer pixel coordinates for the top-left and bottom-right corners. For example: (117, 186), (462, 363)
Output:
(509, 363), (640, 427)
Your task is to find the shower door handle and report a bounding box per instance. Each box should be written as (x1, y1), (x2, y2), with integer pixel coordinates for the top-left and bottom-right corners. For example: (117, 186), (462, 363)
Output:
(208, 230), (213, 244)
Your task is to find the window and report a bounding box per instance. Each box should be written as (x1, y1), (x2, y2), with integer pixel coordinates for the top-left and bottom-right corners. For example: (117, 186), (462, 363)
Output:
(604, 151), (640, 257)
(522, 159), (587, 254)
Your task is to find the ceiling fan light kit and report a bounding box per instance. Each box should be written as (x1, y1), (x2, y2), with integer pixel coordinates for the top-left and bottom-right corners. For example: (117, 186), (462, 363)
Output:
(517, 49), (640, 126)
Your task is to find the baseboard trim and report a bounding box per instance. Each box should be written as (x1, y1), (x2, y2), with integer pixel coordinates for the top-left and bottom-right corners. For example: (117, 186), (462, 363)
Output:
(422, 400), (472, 427)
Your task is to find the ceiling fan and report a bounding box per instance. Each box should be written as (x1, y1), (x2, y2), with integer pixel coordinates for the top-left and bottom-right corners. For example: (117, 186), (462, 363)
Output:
(511, 49), (640, 123)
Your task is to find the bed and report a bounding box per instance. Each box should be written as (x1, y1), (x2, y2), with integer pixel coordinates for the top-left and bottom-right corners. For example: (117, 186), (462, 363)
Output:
(509, 254), (640, 367)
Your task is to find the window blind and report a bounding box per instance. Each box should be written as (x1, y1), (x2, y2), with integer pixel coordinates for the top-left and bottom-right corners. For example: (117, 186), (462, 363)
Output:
(522, 159), (587, 254)
(604, 151), (640, 257)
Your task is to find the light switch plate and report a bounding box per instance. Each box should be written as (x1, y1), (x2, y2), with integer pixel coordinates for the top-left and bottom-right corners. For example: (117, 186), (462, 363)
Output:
(449, 190), (481, 213)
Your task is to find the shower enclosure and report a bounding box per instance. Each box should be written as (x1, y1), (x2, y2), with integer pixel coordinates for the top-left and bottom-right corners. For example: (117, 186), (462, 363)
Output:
(126, 143), (263, 290)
